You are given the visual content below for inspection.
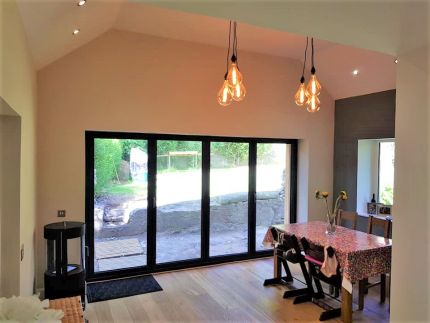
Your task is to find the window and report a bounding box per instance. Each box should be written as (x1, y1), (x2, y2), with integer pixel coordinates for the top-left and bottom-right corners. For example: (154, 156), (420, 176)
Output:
(378, 141), (395, 205)
(86, 132), (297, 280)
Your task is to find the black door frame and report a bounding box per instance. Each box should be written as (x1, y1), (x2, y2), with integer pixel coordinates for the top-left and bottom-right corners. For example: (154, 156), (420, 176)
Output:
(85, 131), (298, 282)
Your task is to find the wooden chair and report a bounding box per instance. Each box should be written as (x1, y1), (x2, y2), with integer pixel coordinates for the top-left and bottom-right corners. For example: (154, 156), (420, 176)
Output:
(264, 228), (314, 301)
(337, 209), (358, 230)
(263, 227), (294, 286)
(300, 237), (342, 321)
(367, 215), (392, 238)
(358, 215), (392, 309)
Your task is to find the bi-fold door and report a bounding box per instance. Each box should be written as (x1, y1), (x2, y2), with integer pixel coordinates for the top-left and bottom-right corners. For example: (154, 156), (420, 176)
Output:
(85, 132), (297, 281)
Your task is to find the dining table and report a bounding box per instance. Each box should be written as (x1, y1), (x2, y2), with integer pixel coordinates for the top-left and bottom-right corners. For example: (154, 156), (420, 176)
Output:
(262, 221), (392, 323)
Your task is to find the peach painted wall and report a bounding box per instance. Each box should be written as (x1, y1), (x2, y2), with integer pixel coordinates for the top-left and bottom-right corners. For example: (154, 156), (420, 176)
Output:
(36, 29), (334, 288)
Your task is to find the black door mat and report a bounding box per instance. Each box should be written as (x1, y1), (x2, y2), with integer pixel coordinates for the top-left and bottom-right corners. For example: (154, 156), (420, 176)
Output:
(86, 274), (162, 303)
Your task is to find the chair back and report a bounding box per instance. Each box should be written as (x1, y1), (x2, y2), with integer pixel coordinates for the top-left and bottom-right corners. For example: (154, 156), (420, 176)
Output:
(283, 234), (304, 262)
(300, 237), (341, 287)
(300, 237), (324, 263)
(337, 209), (358, 230)
(367, 215), (392, 238)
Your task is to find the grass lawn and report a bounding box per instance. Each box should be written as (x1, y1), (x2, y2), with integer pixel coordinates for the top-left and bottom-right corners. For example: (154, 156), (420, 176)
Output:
(102, 182), (147, 196)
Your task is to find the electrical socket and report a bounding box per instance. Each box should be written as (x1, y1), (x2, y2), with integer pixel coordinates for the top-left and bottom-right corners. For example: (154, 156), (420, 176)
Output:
(58, 210), (66, 217)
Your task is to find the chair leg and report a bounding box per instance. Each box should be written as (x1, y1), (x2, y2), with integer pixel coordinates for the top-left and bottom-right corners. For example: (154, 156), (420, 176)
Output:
(281, 258), (294, 282)
(358, 279), (366, 310)
(380, 274), (386, 303)
(319, 308), (341, 321)
(263, 256), (293, 286)
(283, 288), (309, 299)
(293, 294), (313, 304)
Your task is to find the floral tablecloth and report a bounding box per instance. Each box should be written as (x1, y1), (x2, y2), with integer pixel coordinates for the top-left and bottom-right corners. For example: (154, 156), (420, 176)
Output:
(263, 221), (392, 291)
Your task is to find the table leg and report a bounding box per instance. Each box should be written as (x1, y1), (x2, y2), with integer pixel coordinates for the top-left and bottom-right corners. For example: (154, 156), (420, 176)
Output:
(341, 287), (353, 323)
(358, 279), (365, 310)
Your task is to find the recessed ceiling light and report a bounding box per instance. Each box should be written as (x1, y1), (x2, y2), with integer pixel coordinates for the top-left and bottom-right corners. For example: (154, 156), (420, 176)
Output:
(77, 0), (86, 6)
(394, 58), (399, 64)
(72, 29), (80, 35)
(352, 69), (359, 75)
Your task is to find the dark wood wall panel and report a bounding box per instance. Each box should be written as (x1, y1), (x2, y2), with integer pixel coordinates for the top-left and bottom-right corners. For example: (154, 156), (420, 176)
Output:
(334, 90), (396, 214)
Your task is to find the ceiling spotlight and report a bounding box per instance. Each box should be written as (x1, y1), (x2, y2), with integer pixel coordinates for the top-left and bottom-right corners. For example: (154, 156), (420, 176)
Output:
(77, 0), (86, 6)
(352, 69), (359, 75)
(394, 58), (399, 64)
(72, 29), (80, 35)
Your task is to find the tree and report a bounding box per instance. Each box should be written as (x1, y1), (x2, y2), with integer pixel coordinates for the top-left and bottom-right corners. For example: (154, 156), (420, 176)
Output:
(257, 144), (275, 164)
(380, 186), (394, 205)
(211, 142), (249, 166)
(94, 139), (123, 195)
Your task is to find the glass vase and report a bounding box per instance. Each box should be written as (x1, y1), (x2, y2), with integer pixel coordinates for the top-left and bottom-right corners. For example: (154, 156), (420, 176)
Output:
(326, 215), (336, 235)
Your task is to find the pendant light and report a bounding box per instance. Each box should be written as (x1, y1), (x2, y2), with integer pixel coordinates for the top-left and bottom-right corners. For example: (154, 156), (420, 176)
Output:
(217, 21), (246, 106)
(294, 37), (309, 106)
(306, 38), (321, 112)
(217, 72), (233, 106)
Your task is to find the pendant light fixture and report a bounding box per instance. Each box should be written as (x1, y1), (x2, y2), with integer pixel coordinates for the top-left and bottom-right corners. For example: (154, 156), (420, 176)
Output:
(306, 38), (321, 112)
(294, 37), (309, 106)
(217, 21), (246, 106)
(217, 73), (233, 106)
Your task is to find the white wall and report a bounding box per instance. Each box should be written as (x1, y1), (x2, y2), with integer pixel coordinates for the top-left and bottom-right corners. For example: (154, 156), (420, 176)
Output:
(357, 140), (379, 214)
(0, 114), (21, 297)
(390, 44), (430, 321)
(36, 29), (334, 288)
(0, 0), (37, 296)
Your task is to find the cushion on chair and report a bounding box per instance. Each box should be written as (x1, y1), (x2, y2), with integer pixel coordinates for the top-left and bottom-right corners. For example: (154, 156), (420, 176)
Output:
(304, 254), (323, 266)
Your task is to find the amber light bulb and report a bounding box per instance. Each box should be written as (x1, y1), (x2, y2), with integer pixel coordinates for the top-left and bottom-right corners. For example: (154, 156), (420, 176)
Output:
(227, 56), (243, 88)
(294, 77), (308, 106)
(307, 94), (321, 113)
(217, 79), (233, 106)
(306, 67), (321, 96)
(232, 82), (246, 101)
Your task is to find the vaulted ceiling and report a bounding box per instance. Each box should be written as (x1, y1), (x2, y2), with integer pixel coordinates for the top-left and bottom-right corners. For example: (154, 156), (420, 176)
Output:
(17, 0), (397, 100)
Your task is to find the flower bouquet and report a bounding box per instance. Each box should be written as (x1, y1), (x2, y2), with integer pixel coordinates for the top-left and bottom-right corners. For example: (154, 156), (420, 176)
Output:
(315, 190), (348, 234)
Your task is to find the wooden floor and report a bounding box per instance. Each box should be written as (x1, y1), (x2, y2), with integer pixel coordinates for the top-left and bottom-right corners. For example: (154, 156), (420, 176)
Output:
(85, 258), (389, 322)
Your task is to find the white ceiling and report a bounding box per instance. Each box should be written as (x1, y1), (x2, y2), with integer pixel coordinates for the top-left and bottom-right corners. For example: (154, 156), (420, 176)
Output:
(17, 0), (396, 99)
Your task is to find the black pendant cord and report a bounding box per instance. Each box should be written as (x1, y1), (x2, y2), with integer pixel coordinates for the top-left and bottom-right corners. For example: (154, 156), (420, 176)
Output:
(233, 22), (238, 66)
(225, 21), (232, 79)
(301, 37), (309, 83)
(311, 37), (316, 74)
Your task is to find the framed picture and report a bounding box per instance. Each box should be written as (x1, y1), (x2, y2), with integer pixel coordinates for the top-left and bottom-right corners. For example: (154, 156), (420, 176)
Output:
(367, 203), (378, 215)
(378, 205), (392, 215)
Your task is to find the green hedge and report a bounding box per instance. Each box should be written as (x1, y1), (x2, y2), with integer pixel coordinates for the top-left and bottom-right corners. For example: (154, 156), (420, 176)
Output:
(95, 139), (122, 195)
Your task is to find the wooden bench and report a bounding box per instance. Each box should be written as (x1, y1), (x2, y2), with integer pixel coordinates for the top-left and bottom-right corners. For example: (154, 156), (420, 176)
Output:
(49, 296), (85, 323)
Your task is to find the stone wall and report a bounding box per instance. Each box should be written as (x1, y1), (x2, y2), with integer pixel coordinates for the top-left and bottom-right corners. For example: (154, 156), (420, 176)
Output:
(95, 191), (284, 239)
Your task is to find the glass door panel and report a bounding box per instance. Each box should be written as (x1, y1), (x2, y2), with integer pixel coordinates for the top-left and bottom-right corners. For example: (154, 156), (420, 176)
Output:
(210, 142), (249, 256)
(156, 140), (202, 263)
(93, 138), (148, 272)
(256, 143), (290, 251)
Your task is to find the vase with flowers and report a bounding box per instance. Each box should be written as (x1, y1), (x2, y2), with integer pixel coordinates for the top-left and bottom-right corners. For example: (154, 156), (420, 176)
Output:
(315, 190), (348, 234)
